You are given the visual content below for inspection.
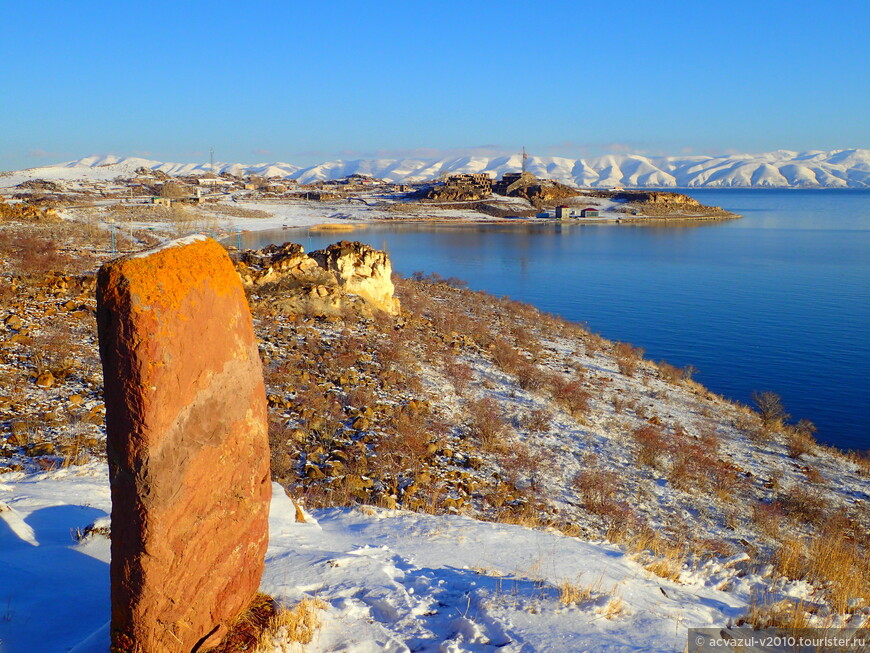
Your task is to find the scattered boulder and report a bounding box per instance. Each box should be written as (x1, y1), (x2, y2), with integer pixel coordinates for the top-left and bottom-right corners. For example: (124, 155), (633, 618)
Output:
(96, 235), (270, 652)
(34, 371), (54, 388)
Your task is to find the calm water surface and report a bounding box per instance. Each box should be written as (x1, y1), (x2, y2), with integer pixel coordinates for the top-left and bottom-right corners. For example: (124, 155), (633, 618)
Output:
(243, 190), (870, 451)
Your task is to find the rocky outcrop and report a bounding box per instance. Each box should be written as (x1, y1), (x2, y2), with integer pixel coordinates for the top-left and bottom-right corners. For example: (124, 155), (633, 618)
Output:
(16, 179), (62, 192)
(492, 172), (579, 207)
(0, 198), (60, 222)
(311, 241), (399, 313)
(613, 191), (733, 217)
(238, 240), (400, 316)
(96, 235), (270, 653)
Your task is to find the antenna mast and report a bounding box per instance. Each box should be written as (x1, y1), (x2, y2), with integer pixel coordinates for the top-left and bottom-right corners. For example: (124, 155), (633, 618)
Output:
(210, 147), (215, 174)
(521, 146), (527, 173)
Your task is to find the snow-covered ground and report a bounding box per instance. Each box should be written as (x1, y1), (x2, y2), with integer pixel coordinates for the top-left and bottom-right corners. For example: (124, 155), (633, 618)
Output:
(1, 469), (763, 653)
(3, 149), (869, 189)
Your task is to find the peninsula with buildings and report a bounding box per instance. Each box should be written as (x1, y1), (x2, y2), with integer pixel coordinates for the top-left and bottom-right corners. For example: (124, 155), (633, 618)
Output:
(0, 156), (739, 238)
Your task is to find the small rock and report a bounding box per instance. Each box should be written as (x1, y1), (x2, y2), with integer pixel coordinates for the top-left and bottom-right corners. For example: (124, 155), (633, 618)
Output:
(324, 460), (345, 476)
(344, 474), (374, 492)
(68, 394), (84, 406)
(34, 371), (55, 388)
(27, 442), (56, 456)
(4, 315), (22, 330)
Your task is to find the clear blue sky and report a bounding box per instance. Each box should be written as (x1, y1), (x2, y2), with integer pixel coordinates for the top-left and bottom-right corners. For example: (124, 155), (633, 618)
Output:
(3, 0), (868, 170)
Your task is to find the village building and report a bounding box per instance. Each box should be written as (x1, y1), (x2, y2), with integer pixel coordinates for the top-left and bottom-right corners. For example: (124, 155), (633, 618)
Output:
(343, 173), (379, 186)
(580, 207), (600, 218)
(442, 173), (493, 193)
(196, 176), (233, 187)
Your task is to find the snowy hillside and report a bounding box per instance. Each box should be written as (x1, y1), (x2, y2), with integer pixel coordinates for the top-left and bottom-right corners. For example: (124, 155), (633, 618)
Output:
(6, 150), (870, 188)
(0, 471), (757, 653)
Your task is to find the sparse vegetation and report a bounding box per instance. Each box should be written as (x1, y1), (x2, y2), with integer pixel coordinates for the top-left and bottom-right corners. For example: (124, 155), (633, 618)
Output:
(752, 390), (790, 430)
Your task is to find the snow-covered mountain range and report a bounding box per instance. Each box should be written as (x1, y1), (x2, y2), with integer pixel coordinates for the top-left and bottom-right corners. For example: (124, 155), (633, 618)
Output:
(10, 149), (870, 188)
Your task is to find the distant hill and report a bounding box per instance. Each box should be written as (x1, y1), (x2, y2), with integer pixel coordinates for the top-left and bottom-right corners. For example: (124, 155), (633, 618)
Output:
(10, 149), (870, 188)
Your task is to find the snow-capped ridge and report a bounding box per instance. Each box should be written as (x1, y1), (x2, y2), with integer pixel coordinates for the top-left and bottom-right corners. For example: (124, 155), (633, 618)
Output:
(14, 149), (870, 188)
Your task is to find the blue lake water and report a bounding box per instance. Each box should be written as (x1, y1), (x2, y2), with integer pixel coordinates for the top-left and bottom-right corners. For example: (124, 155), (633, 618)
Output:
(242, 189), (870, 452)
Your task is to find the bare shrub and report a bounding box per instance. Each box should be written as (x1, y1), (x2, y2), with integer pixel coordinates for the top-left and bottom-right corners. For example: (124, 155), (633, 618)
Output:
(786, 419), (817, 459)
(500, 442), (545, 495)
(444, 359), (474, 396)
(1, 233), (74, 276)
(467, 397), (509, 451)
(611, 394), (627, 414)
(573, 456), (621, 515)
(630, 424), (667, 469)
(752, 390), (790, 430)
(490, 338), (521, 374)
(656, 361), (683, 384)
(657, 361), (696, 385)
(667, 442), (720, 493)
(292, 387), (344, 448)
(342, 384), (375, 411)
(550, 375), (591, 419)
(751, 501), (786, 540)
(614, 342), (644, 377)
(378, 404), (441, 472)
(515, 361), (547, 392)
(847, 450), (870, 477)
(776, 485), (829, 527)
(732, 409), (766, 443)
(520, 408), (551, 433)
(31, 328), (77, 379)
(159, 181), (192, 199)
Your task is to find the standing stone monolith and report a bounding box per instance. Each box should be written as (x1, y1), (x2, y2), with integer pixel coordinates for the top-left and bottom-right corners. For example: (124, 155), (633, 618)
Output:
(96, 235), (271, 653)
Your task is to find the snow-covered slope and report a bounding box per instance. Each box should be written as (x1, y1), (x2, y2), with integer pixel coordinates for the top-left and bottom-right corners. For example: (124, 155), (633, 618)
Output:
(6, 150), (870, 188)
(0, 470), (755, 653)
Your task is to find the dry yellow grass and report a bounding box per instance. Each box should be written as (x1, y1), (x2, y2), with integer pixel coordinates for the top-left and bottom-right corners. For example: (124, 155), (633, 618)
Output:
(644, 556), (684, 582)
(612, 528), (688, 582)
(775, 535), (870, 615)
(597, 596), (627, 620)
(255, 597), (328, 652)
(738, 596), (811, 630)
(557, 574), (602, 606)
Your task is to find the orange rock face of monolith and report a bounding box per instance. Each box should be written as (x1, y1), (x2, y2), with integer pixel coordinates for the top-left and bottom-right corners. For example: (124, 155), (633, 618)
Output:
(96, 236), (270, 653)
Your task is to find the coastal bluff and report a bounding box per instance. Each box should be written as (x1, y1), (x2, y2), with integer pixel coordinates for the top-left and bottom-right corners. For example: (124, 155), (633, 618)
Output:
(96, 235), (270, 652)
